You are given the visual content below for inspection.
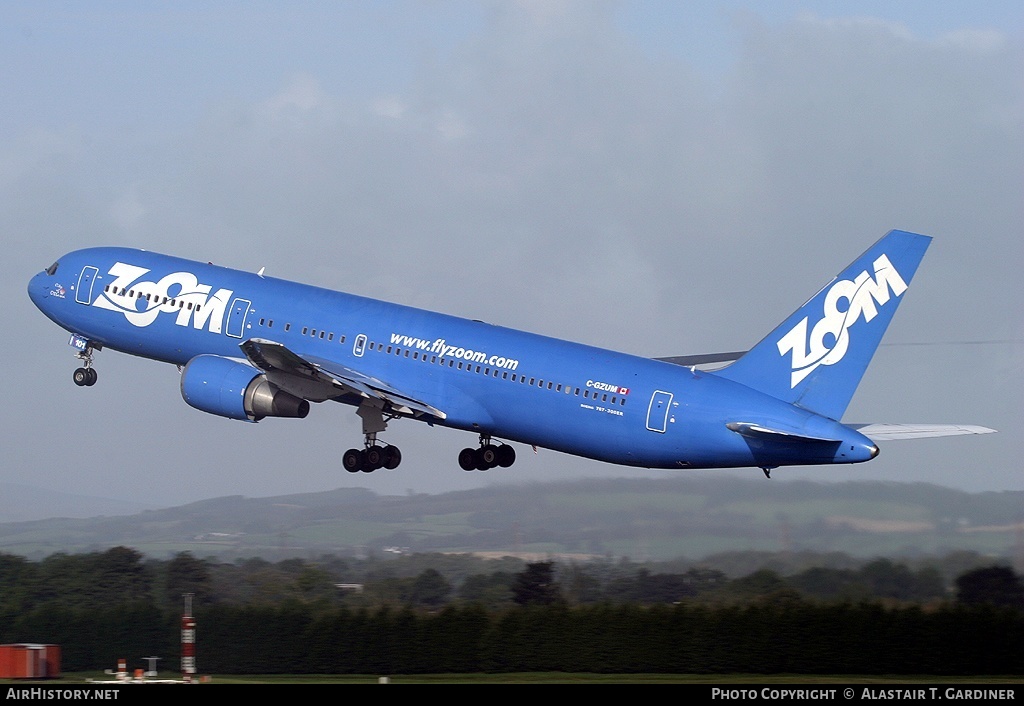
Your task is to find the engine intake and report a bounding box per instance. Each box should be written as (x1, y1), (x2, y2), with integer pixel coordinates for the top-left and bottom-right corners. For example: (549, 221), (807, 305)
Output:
(180, 355), (309, 421)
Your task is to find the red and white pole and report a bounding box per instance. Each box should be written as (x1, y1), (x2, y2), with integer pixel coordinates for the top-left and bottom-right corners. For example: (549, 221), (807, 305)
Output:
(181, 593), (195, 683)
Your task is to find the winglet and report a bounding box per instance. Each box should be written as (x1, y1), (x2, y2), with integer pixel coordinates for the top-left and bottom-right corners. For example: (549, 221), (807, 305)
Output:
(717, 230), (932, 420)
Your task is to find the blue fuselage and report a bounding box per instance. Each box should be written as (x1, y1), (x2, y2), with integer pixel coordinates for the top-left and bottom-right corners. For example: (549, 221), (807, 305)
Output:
(28, 247), (878, 470)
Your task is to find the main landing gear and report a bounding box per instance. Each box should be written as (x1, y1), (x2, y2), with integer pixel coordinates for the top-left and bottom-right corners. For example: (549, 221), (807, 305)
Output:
(458, 435), (516, 471)
(343, 436), (402, 473)
(343, 402), (403, 473)
(341, 402), (518, 473)
(73, 343), (99, 387)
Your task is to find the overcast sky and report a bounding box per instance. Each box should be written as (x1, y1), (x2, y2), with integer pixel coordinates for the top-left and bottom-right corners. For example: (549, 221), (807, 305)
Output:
(3, 1), (1021, 516)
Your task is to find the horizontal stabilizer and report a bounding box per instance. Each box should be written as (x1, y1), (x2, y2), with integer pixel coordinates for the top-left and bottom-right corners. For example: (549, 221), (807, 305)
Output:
(851, 423), (997, 441)
(726, 422), (841, 444)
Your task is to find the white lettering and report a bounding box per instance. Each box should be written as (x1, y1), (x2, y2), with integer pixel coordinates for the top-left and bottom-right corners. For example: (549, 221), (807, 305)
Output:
(710, 688), (758, 699)
(760, 688), (838, 699)
(945, 688), (1015, 700)
(586, 380), (630, 395)
(94, 263), (233, 334)
(386, 333), (520, 370)
(777, 254), (907, 387)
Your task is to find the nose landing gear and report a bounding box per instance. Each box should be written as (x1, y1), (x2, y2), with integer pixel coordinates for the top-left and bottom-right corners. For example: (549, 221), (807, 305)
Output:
(72, 340), (99, 387)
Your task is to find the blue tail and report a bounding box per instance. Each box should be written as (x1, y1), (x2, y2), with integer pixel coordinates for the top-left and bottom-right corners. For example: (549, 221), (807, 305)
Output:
(717, 230), (932, 420)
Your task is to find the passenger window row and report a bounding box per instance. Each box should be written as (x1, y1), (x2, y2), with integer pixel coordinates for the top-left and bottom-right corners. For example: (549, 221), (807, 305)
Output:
(252, 318), (626, 407)
(104, 285), (199, 311)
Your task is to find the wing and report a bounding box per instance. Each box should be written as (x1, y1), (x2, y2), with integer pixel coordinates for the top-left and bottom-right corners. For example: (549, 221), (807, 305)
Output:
(239, 338), (446, 420)
(850, 423), (996, 441)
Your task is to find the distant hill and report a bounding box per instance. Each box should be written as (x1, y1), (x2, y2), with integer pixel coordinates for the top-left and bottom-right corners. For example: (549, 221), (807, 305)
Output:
(0, 477), (1020, 562)
(0, 482), (160, 523)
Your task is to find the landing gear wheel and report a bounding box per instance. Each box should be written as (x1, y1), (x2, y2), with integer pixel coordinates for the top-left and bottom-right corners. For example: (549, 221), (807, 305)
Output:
(480, 444), (498, 468)
(382, 445), (402, 470)
(343, 448), (364, 473)
(365, 446), (384, 471)
(458, 448), (477, 471)
(73, 368), (96, 387)
(475, 450), (492, 471)
(497, 444), (516, 468)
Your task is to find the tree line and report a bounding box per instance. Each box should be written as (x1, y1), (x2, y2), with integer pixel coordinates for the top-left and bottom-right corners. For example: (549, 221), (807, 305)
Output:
(0, 548), (1021, 674)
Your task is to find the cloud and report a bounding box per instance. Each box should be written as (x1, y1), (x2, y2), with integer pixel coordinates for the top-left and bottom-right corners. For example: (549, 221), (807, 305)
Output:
(262, 73), (332, 121)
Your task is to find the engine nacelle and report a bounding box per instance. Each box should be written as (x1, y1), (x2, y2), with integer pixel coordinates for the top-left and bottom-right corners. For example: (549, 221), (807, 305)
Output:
(180, 355), (309, 422)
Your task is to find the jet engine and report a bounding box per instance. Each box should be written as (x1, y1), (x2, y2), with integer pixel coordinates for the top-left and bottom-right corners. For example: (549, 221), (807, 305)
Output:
(180, 355), (309, 421)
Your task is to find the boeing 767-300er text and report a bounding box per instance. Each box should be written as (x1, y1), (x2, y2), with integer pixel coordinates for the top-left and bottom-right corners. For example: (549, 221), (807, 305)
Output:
(28, 230), (993, 477)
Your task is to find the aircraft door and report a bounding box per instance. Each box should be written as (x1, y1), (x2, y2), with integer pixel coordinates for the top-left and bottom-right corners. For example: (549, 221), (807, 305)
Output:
(75, 266), (98, 305)
(646, 390), (673, 433)
(225, 298), (251, 338)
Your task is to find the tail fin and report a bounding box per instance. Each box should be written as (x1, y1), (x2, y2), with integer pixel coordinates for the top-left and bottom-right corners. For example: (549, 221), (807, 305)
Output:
(717, 230), (932, 420)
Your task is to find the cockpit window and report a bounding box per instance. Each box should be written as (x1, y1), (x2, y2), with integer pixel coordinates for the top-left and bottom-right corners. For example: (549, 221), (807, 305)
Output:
(46, 262), (59, 276)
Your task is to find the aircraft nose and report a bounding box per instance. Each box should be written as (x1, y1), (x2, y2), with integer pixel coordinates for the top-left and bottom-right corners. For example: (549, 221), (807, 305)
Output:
(27, 271), (49, 309)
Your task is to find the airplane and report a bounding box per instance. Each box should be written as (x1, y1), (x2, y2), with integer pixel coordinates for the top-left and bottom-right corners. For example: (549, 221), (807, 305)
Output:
(27, 229), (993, 478)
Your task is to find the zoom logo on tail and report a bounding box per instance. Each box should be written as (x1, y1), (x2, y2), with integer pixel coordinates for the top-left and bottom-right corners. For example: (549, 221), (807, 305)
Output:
(717, 232), (930, 421)
(776, 254), (908, 387)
